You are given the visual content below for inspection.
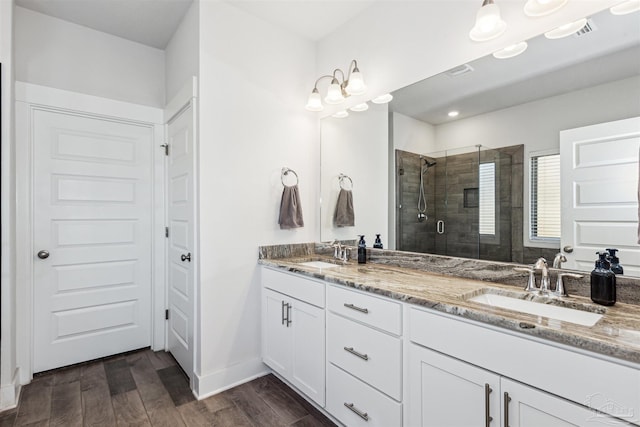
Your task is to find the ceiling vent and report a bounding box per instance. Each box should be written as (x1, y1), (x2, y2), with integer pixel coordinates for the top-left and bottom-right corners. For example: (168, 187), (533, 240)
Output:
(446, 63), (475, 77)
(575, 19), (597, 37)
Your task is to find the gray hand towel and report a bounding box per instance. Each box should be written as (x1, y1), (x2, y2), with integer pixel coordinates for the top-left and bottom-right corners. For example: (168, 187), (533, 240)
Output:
(279, 184), (304, 229)
(334, 189), (355, 227)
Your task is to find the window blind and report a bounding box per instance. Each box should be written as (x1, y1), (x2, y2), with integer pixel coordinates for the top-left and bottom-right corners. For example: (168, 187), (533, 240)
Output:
(531, 154), (561, 239)
(479, 162), (496, 236)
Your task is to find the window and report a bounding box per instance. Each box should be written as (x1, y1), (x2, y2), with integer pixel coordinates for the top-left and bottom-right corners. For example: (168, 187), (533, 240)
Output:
(479, 162), (495, 236)
(531, 154), (560, 240)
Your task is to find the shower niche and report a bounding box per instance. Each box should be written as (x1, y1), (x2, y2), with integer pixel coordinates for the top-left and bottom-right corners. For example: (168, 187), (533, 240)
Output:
(395, 144), (524, 263)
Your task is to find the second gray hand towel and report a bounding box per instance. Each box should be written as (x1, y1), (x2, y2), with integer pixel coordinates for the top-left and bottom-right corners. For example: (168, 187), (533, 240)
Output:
(279, 184), (304, 229)
(334, 188), (355, 227)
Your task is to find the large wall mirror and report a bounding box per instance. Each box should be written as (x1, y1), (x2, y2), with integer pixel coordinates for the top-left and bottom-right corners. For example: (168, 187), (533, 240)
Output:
(320, 7), (640, 276)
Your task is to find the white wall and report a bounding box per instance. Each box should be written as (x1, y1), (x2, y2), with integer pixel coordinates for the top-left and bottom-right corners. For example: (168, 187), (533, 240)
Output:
(316, 0), (621, 116)
(320, 103), (388, 244)
(14, 6), (165, 107)
(195, 1), (318, 396)
(0, 0), (18, 411)
(434, 76), (640, 248)
(165, 1), (198, 103)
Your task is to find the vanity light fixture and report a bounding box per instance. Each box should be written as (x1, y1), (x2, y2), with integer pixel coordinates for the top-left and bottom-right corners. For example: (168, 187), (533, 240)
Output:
(469, 0), (507, 42)
(371, 94), (393, 104)
(524, 0), (568, 17)
(350, 103), (369, 112)
(305, 60), (366, 112)
(448, 111), (460, 118)
(492, 41), (528, 59)
(610, 0), (640, 15)
(544, 18), (588, 39)
(332, 110), (349, 118)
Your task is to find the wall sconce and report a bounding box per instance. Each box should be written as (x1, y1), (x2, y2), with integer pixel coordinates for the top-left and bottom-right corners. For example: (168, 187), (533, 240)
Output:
(469, 0), (507, 42)
(305, 60), (366, 112)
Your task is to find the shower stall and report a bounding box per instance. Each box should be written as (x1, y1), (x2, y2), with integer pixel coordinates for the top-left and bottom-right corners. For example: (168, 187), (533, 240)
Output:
(396, 145), (522, 262)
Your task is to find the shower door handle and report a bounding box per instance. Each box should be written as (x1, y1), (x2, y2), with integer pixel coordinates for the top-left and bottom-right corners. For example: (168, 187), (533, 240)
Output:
(437, 220), (445, 234)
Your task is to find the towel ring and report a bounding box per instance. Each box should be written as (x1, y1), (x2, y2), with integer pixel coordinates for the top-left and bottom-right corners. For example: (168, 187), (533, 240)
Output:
(281, 167), (299, 186)
(339, 173), (353, 190)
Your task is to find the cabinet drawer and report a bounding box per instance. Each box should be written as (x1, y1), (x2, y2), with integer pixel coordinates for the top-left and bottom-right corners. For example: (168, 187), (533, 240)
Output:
(262, 267), (325, 307)
(327, 363), (402, 427)
(327, 313), (402, 400)
(327, 285), (401, 335)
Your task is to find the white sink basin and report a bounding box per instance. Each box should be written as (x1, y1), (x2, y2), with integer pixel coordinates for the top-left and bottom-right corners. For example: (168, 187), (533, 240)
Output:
(298, 261), (340, 269)
(469, 293), (603, 327)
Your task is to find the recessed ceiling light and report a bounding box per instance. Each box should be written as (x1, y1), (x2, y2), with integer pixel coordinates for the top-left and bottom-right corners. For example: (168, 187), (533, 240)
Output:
(332, 110), (349, 118)
(610, 0), (640, 15)
(492, 41), (528, 59)
(524, 0), (568, 17)
(544, 18), (588, 39)
(372, 94), (393, 104)
(448, 111), (460, 118)
(350, 103), (369, 112)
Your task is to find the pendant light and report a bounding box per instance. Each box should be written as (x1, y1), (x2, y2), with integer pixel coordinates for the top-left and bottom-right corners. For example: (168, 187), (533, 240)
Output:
(305, 60), (366, 111)
(469, 0), (507, 42)
(524, 0), (568, 17)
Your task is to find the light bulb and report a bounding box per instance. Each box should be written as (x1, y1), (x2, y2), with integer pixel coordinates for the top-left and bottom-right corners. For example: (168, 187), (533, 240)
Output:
(448, 111), (459, 118)
(492, 41), (528, 59)
(372, 94), (393, 104)
(524, 0), (567, 17)
(469, 1), (507, 42)
(544, 18), (587, 39)
(305, 88), (323, 112)
(610, 0), (640, 15)
(346, 69), (366, 95)
(325, 78), (345, 104)
(350, 103), (369, 112)
(332, 111), (349, 118)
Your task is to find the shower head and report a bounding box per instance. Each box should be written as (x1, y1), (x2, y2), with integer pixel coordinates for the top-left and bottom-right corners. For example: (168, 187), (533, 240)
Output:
(421, 158), (437, 175)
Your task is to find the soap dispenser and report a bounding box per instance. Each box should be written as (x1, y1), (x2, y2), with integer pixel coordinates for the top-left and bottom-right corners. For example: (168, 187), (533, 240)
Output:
(591, 251), (616, 306)
(373, 234), (383, 249)
(358, 235), (367, 264)
(606, 248), (624, 275)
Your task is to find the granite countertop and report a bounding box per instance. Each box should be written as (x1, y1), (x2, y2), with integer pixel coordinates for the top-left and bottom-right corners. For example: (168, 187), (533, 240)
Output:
(259, 254), (640, 366)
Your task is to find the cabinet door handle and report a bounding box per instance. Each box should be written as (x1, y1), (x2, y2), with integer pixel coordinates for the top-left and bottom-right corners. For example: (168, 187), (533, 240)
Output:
(504, 392), (511, 427)
(344, 303), (368, 314)
(344, 402), (369, 421)
(484, 383), (493, 427)
(286, 303), (292, 327)
(281, 301), (286, 325)
(344, 346), (369, 361)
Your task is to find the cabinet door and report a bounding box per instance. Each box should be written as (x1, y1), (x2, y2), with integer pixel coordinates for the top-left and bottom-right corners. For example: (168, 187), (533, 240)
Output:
(290, 299), (325, 406)
(408, 343), (500, 427)
(262, 288), (291, 378)
(502, 378), (630, 427)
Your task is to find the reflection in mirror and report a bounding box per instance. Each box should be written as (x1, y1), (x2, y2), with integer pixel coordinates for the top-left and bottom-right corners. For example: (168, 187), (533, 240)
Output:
(320, 7), (640, 276)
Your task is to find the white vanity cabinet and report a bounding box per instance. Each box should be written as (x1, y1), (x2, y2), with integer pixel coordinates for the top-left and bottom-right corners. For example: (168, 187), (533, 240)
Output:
(325, 285), (403, 427)
(261, 268), (325, 406)
(407, 307), (639, 427)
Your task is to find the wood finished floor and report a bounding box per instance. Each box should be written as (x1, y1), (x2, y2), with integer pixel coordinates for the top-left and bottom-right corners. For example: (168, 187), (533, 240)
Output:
(0, 349), (337, 427)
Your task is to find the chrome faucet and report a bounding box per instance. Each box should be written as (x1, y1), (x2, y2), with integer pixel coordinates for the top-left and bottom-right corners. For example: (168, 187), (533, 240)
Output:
(533, 257), (551, 294)
(331, 241), (342, 260)
(552, 272), (583, 297)
(553, 252), (567, 269)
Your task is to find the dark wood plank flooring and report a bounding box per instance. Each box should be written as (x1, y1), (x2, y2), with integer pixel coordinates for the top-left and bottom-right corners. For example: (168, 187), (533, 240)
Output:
(0, 349), (337, 427)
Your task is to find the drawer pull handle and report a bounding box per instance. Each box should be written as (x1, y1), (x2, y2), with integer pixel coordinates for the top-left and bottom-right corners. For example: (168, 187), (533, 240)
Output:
(344, 402), (369, 421)
(344, 346), (369, 361)
(344, 303), (368, 314)
(484, 383), (493, 427)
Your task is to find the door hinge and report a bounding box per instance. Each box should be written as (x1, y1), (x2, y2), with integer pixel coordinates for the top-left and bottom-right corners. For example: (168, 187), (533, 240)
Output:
(161, 143), (169, 156)
(165, 309), (169, 320)
(165, 227), (169, 238)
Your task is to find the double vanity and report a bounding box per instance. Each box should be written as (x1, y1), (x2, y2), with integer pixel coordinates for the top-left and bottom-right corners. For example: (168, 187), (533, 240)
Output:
(258, 243), (640, 427)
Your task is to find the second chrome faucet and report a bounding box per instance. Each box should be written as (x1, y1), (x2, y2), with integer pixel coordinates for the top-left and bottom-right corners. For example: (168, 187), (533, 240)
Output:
(516, 256), (583, 297)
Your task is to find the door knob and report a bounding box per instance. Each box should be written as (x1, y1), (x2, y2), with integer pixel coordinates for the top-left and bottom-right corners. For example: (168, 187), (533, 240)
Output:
(181, 253), (191, 262)
(563, 245), (574, 253)
(37, 250), (50, 259)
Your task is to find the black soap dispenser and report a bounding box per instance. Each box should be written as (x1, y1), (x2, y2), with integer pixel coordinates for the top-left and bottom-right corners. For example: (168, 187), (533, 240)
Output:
(358, 235), (367, 264)
(374, 234), (383, 249)
(606, 248), (624, 275)
(591, 251), (616, 306)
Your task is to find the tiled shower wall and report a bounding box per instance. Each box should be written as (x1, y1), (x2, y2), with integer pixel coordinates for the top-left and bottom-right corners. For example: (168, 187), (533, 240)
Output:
(396, 145), (527, 263)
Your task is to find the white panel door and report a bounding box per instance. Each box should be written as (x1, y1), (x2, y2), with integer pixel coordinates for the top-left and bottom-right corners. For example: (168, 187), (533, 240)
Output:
(33, 109), (153, 372)
(166, 104), (195, 379)
(560, 117), (640, 275)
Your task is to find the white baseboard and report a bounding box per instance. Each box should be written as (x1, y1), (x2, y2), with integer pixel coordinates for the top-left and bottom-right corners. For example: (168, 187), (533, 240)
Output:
(0, 367), (21, 411)
(193, 357), (269, 399)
